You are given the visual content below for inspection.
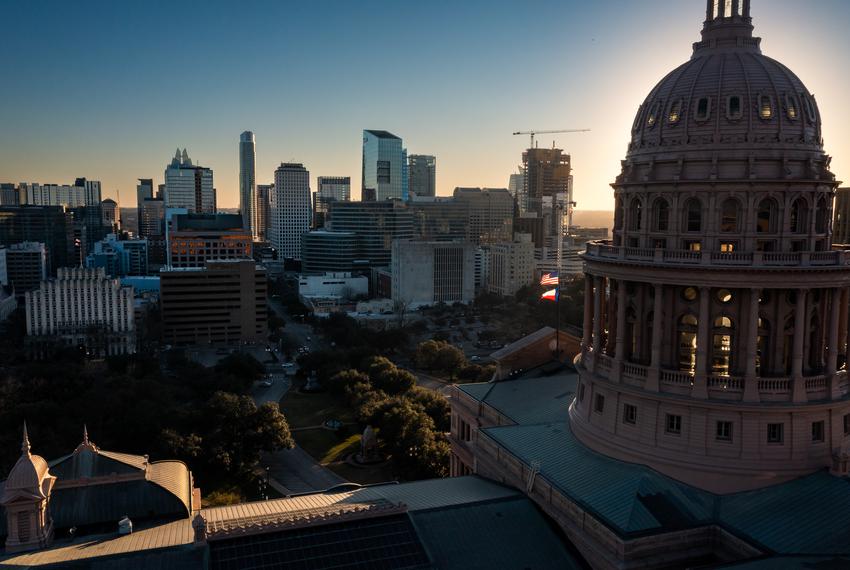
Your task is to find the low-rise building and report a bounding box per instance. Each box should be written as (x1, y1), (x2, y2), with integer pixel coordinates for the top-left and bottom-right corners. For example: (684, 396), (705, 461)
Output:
(298, 272), (369, 302)
(0, 242), (48, 294)
(487, 233), (534, 297)
(24, 267), (135, 356)
(160, 259), (267, 346)
(392, 240), (475, 309)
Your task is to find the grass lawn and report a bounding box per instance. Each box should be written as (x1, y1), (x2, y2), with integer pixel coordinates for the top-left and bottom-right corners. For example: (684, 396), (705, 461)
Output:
(279, 385), (356, 429)
(294, 428), (396, 486)
(328, 462), (396, 485)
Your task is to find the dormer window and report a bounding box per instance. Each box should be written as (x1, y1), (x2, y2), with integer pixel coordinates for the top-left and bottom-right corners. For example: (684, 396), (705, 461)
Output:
(727, 95), (743, 121)
(646, 101), (661, 128)
(668, 99), (683, 124)
(785, 93), (799, 120)
(802, 93), (817, 123)
(695, 97), (711, 122)
(759, 94), (774, 120)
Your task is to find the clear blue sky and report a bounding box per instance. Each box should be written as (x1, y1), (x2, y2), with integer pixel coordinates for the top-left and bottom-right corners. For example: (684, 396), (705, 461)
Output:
(2, 0), (849, 210)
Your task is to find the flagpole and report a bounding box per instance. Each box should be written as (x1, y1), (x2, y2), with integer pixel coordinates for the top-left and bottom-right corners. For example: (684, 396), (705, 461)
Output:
(555, 274), (561, 361)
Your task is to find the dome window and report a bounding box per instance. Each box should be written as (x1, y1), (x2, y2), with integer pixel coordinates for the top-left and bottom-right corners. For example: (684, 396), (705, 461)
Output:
(802, 93), (818, 123)
(726, 95), (743, 121)
(785, 94), (799, 121)
(758, 94), (774, 120)
(668, 99), (683, 124)
(695, 97), (712, 122)
(632, 104), (645, 133)
(646, 101), (661, 128)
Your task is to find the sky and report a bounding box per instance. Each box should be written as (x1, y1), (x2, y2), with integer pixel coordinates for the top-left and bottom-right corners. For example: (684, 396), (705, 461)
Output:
(2, 0), (849, 211)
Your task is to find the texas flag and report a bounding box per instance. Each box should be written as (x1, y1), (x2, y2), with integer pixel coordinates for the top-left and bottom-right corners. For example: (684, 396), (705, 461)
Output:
(541, 288), (559, 302)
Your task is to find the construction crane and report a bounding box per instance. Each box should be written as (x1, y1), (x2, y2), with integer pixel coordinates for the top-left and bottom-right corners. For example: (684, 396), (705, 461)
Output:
(512, 129), (590, 149)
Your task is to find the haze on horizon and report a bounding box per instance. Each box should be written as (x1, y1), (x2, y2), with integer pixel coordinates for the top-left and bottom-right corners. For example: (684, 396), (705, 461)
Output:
(1, 0), (848, 211)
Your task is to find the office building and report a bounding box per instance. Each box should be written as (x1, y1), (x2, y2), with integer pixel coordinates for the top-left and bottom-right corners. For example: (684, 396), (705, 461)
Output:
(164, 148), (215, 214)
(136, 178), (154, 212)
(139, 197), (165, 238)
(408, 197), (469, 242)
(239, 131), (257, 238)
(270, 163), (311, 261)
(301, 230), (359, 275)
(0, 242), (48, 294)
(168, 213), (251, 268)
(327, 200), (413, 268)
(0, 206), (73, 273)
(407, 154), (436, 198)
(408, 188), (513, 245)
(160, 259), (267, 346)
(255, 183), (272, 241)
(834, 187), (850, 244)
(508, 168), (525, 211)
(70, 205), (110, 264)
(314, 176), (351, 228)
(298, 273), (369, 301)
(18, 179), (101, 208)
(392, 240), (475, 309)
(523, 148), (572, 239)
(25, 267), (135, 356)
(486, 233), (534, 297)
(0, 184), (18, 206)
(86, 234), (148, 277)
(100, 198), (119, 233)
(362, 130), (404, 201)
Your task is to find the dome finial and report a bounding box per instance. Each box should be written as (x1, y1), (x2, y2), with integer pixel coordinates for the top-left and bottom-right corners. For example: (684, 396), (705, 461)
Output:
(21, 422), (31, 456)
(696, 0), (760, 57)
(82, 424), (89, 446)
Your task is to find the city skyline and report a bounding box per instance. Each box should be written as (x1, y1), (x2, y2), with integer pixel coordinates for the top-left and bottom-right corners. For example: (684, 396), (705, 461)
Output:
(2, 0), (849, 211)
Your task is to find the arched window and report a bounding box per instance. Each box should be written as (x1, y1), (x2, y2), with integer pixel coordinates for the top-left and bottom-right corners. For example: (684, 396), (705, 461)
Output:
(785, 93), (799, 121)
(678, 314), (699, 374)
(727, 95), (743, 120)
(783, 317), (795, 375)
(668, 99), (683, 124)
(790, 198), (809, 234)
(646, 101), (661, 128)
(720, 198), (740, 233)
(614, 198), (624, 230)
(653, 199), (670, 232)
(759, 94), (774, 120)
(757, 317), (771, 377)
(626, 307), (638, 361)
(712, 316), (734, 377)
(695, 97), (712, 122)
(809, 314), (824, 372)
(629, 198), (643, 231)
(757, 198), (778, 234)
(685, 198), (702, 232)
(815, 197), (828, 234)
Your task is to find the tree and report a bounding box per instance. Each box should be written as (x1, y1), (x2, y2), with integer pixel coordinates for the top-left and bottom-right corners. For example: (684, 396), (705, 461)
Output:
(372, 399), (449, 479)
(366, 357), (415, 395)
(415, 340), (466, 376)
(407, 387), (450, 432)
(328, 369), (370, 396)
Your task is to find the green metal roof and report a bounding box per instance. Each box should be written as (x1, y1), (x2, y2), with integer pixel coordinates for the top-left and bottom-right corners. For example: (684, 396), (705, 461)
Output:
(410, 496), (584, 569)
(716, 555), (850, 569)
(458, 371), (576, 425)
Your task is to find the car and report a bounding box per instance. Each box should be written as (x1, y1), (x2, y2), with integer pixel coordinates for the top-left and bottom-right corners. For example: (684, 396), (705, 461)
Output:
(306, 337), (312, 342)
(471, 355), (481, 362)
(283, 363), (294, 368)
(261, 380), (273, 387)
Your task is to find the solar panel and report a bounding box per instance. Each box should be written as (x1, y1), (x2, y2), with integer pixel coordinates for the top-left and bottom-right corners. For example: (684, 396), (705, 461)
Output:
(209, 514), (431, 570)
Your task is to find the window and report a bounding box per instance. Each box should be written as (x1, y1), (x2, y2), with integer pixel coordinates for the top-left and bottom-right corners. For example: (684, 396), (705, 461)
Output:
(785, 93), (799, 120)
(579, 384), (586, 402)
(647, 101), (661, 128)
(653, 238), (667, 249)
(790, 198), (809, 234)
(759, 94), (774, 120)
(594, 394), (605, 414)
(716, 290), (733, 304)
(668, 99), (683, 124)
(716, 421), (733, 442)
(629, 199), (643, 231)
(802, 93), (818, 123)
(712, 316), (734, 377)
(844, 414), (850, 435)
(682, 287), (699, 302)
(812, 421), (825, 443)
(720, 199), (740, 233)
(767, 423), (784, 444)
(727, 95), (743, 120)
(685, 199), (702, 232)
(377, 160), (391, 183)
(815, 197), (828, 234)
(685, 240), (702, 252)
(757, 199), (778, 233)
(695, 97), (711, 122)
(720, 242), (737, 253)
(666, 414), (682, 435)
(623, 404), (638, 425)
(653, 199), (670, 231)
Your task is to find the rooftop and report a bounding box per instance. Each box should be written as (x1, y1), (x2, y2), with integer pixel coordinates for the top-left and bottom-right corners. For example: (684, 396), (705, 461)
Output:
(364, 129), (401, 140)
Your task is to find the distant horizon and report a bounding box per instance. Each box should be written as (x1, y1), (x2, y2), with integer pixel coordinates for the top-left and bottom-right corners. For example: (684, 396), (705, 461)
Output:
(2, 0), (848, 211)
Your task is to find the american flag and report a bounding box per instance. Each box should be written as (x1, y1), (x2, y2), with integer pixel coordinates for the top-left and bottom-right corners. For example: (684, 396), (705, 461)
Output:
(540, 271), (559, 286)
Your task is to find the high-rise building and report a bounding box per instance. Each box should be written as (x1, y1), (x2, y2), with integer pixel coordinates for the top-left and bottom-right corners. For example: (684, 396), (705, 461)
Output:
(327, 200), (414, 268)
(522, 148), (571, 238)
(833, 187), (850, 244)
(301, 230), (360, 275)
(255, 183), (273, 241)
(408, 155), (436, 198)
(70, 205), (110, 264)
(270, 163), (311, 261)
(100, 198), (119, 233)
(160, 259), (267, 346)
(168, 213), (251, 268)
(25, 267), (135, 357)
(402, 147), (409, 201)
(18, 179), (102, 208)
(164, 148), (215, 214)
(407, 188), (514, 245)
(239, 131), (257, 238)
(0, 184), (19, 206)
(392, 240), (475, 309)
(0, 206), (73, 273)
(314, 176), (351, 228)
(0, 242), (48, 294)
(86, 234), (148, 277)
(136, 178), (154, 231)
(508, 168), (526, 212)
(486, 233), (534, 297)
(362, 130), (404, 201)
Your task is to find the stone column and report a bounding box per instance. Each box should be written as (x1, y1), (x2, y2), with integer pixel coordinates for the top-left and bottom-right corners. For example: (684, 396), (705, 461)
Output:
(792, 289), (809, 403)
(838, 287), (849, 369)
(732, 0), (740, 18)
(647, 284), (664, 392)
(743, 0), (751, 18)
(614, 280), (628, 382)
(828, 288), (841, 375)
(581, 274), (593, 356)
(592, 276), (603, 370)
(694, 286), (711, 399)
(744, 288), (761, 402)
(706, 0), (713, 21)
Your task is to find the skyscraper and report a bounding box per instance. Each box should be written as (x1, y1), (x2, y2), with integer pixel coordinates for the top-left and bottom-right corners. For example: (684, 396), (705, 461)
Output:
(314, 176), (351, 228)
(164, 148), (215, 214)
(361, 130), (404, 201)
(523, 148), (572, 239)
(270, 163), (311, 261)
(136, 179), (153, 231)
(255, 183), (273, 241)
(239, 131), (257, 239)
(408, 155), (436, 198)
